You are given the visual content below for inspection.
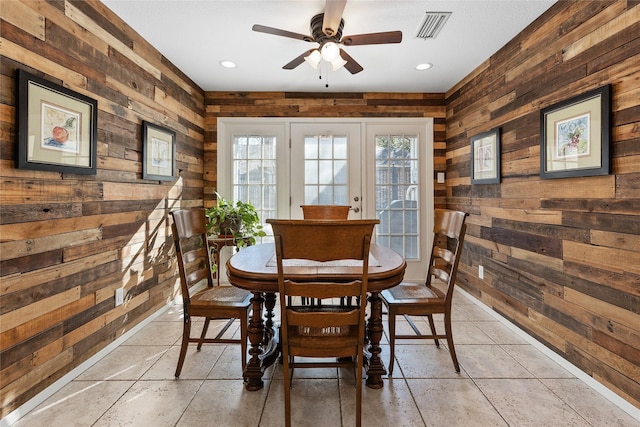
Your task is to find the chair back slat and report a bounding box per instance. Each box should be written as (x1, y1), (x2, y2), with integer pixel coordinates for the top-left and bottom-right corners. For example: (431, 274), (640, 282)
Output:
(186, 269), (211, 287)
(300, 205), (351, 220)
(432, 267), (450, 284)
(283, 280), (362, 300)
(434, 208), (467, 239)
(172, 208), (207, 237)
(434, 247), (455, 264)
(183, 246), (208, 264)
(287, 309), (360, 328)
(268, 219), (378, 262)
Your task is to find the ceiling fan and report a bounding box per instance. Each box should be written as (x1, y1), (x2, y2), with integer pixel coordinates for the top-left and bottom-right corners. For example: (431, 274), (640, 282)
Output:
(252, 0), (402, 74)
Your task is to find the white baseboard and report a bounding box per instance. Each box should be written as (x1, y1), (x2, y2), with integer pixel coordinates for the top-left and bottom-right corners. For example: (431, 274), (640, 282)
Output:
(1, 303), (173, 427)
(456, 287), (640, 421)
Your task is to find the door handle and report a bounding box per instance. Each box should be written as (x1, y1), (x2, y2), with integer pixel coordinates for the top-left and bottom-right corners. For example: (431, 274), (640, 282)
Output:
(351, 196), (360, 213)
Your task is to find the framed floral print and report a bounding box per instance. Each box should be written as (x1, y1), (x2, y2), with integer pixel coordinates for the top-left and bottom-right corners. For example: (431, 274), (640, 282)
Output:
(540, 85), (611, 179)
(142, 121), (176, 181)
(470, 127), (501, 184)
(16, 69), (97, 174)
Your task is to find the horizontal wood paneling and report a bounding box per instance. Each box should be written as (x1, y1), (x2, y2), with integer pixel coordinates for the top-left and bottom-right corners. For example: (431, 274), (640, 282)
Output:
(0, 0), (204, 417)
(2, 0), (637, 418)
(446, 0), (640, 408)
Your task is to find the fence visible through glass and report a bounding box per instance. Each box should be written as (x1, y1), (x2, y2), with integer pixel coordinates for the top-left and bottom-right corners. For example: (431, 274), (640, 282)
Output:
(375, 134), (419, 260)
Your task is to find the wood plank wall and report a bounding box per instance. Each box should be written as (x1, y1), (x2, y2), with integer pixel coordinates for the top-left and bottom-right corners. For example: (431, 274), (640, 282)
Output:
(1, 0), (637, 418)
(446, 0), (639, 407)
(0, 0), (204, 417)
(203, 92), (447, 208)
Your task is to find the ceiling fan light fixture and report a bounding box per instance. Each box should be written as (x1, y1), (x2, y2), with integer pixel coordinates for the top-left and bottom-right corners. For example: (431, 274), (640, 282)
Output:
(320, 41), (341, 62)
(331, 56), (347, 71)
(304, 49), (322, 69)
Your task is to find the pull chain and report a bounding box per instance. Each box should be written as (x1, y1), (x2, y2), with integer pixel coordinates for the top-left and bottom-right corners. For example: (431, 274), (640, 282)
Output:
(317, 63), (330, 88)
(325, 64), (330, 88)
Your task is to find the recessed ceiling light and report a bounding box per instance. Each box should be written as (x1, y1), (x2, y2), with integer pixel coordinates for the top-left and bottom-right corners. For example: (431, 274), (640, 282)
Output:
(416, 63), (433, 71)
(219, 60), (236, 69)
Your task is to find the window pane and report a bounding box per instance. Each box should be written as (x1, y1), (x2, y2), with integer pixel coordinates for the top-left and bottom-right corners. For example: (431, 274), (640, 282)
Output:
(262, 159), (276, 184)
(305, 160), (318, 184)
(305, 186), (318, 204)
(247, 160), (261, 184)
(319, 136), (332, 159)
(248, 136), (261, 159)
(232, 134), (277, 244)
(334, 160), (347, 184)
(334, 136), (347, 158)
(263, 137), (276, 158)
(305, 137), (318, 159)
(303, 133), (350, 207)
(333, 186), (348, 204)
(318, 160), (334, 185)
(233, 136), (247, 159)
(375, 134), (420, 260)
(318, 186), (332, 204)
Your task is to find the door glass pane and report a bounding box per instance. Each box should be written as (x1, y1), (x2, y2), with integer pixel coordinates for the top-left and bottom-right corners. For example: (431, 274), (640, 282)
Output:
(375, 134), (419, 260)
(232, 135), (276, 238)
(334, 136), (347, 158)
(303, 134), (348, 205)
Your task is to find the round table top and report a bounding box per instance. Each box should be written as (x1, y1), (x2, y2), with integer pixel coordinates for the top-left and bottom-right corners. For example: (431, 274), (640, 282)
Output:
(226, 242), (406, 293)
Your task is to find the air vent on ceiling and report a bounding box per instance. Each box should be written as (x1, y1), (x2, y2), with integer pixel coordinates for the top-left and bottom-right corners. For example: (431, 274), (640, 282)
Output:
(415, 12), (452, 39)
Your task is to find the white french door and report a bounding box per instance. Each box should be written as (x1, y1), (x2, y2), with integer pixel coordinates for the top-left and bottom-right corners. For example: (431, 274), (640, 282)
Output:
(290, 123), (362, 219)
(218, 118), (433, 281)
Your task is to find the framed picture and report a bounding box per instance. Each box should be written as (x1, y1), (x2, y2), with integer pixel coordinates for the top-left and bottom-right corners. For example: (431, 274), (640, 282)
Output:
(470, 127), (501, 184)
(142, 121), (176, 181)
(16, 69), (97, 174)
(540, 85), (611, 179)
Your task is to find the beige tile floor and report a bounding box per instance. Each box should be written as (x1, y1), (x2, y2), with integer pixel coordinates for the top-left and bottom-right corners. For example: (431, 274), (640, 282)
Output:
(12, 290), (639, 427)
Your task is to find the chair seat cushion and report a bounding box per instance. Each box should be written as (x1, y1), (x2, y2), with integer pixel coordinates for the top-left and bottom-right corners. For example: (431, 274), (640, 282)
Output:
(192, 286), (252, 307)
(381, 282), (445, 304)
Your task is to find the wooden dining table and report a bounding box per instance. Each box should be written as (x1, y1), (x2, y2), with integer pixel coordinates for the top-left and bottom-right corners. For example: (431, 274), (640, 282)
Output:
(226, 242), (406, 391)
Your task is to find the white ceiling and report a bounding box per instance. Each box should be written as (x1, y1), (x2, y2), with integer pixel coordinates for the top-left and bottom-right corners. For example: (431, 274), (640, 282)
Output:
(102, 0), (557, 93)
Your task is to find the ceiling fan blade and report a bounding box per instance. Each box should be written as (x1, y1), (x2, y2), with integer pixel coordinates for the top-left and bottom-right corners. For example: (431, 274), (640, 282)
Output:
(283, 49), (315, 70)
(323, 0), (347, 36)
(342, 31), (403, 46)
(252, 24), (313, 42)
(339, 49), (363, 74)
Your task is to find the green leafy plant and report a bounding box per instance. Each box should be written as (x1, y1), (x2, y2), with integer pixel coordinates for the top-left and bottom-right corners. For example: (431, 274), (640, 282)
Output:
(205, 193), (266, 249)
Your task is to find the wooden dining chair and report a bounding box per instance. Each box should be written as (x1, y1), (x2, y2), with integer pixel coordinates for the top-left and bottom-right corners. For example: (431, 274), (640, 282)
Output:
(299, 204), (351, 306)
(381, 209), (469, 375)
(170, 208), (252, 378)
(268, 219), (379, 427)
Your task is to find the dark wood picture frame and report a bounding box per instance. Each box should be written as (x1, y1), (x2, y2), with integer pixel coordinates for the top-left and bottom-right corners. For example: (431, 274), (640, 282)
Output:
(470, 127), (501, 184)
(540, 85), (611, 179)
(142, 121), (176, 181)
(16, 69), (97, 175)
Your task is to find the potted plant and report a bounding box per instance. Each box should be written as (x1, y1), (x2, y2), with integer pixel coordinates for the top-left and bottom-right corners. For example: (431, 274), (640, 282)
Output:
(205, 193), (266, 249)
